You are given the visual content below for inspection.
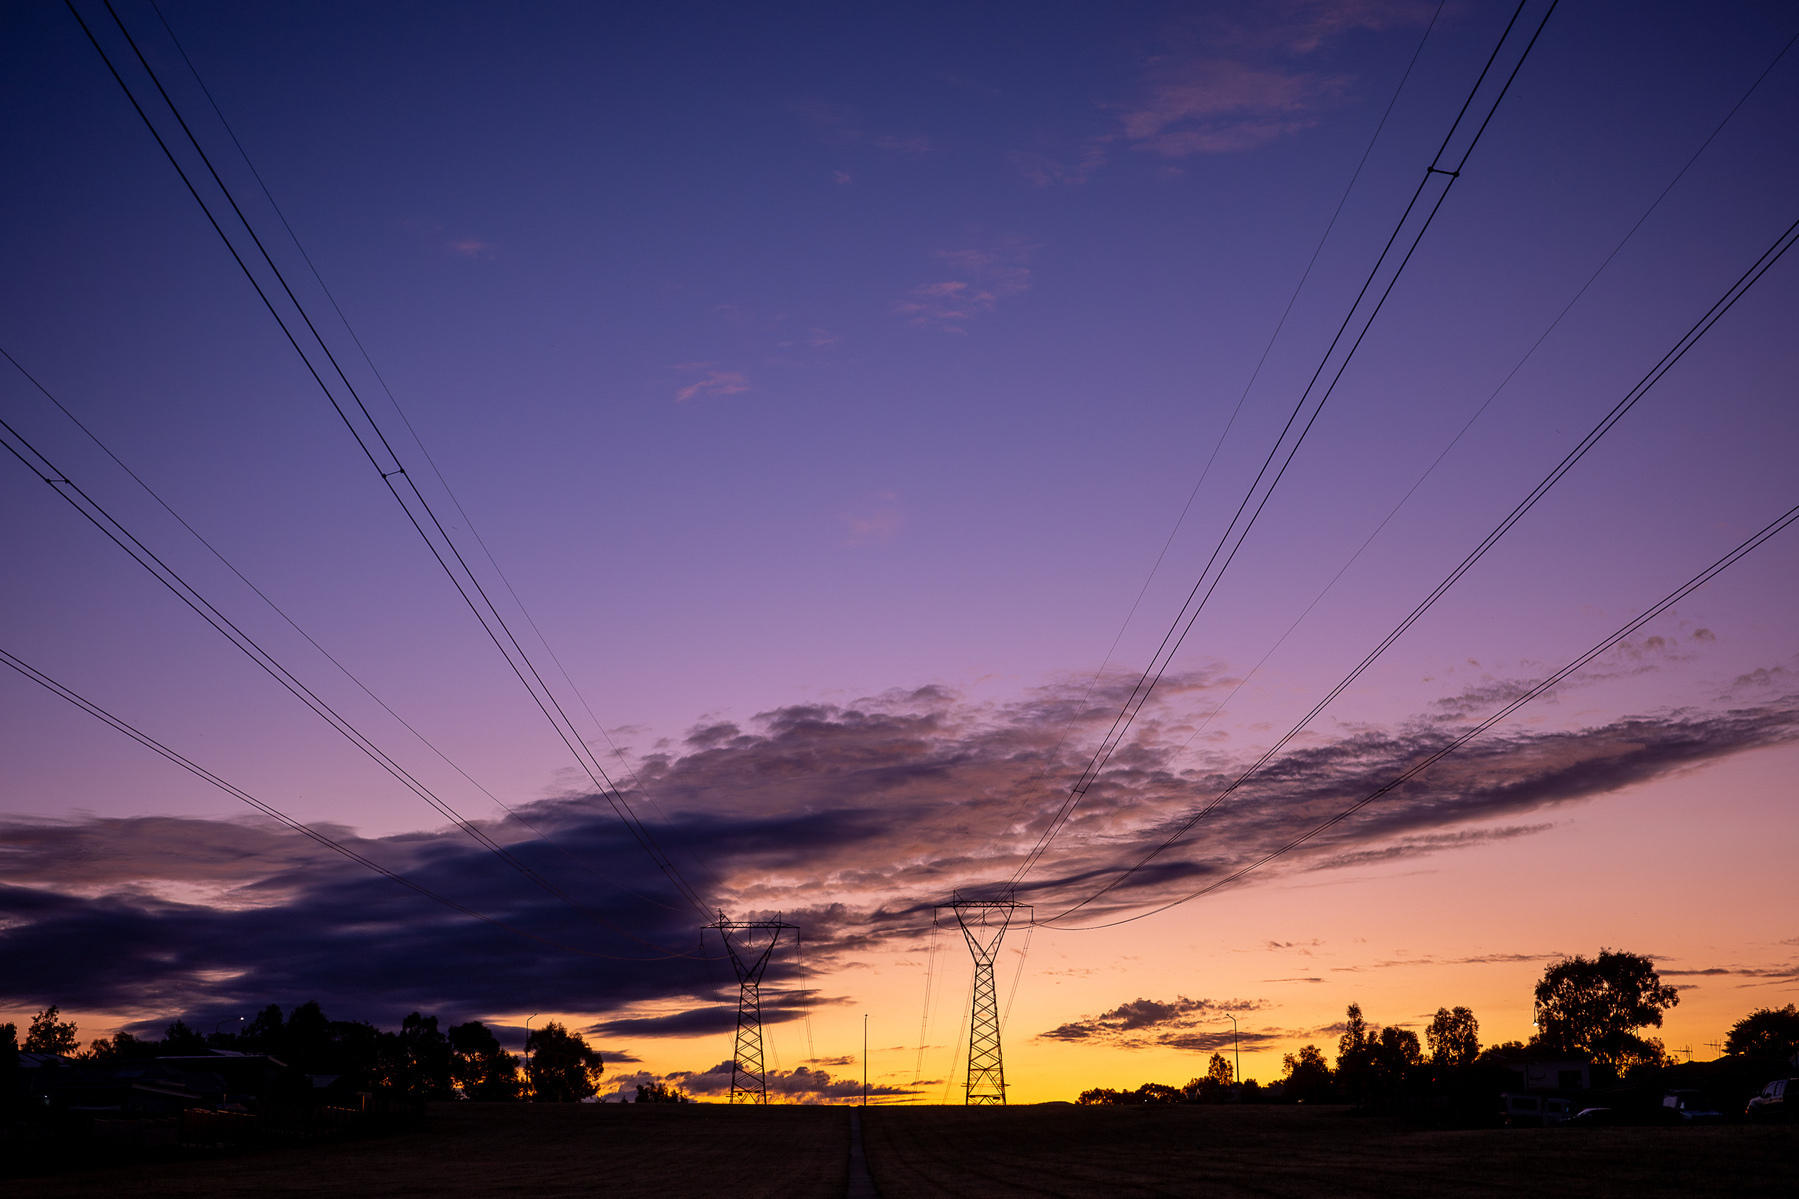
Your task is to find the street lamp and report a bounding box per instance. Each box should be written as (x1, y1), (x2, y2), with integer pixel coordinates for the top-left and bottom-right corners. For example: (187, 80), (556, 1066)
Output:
(1226, 1013), (1240, 1089)
(524, 1015), (538, 1102)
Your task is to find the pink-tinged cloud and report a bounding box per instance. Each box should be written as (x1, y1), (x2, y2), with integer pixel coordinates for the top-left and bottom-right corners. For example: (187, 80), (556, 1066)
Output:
(1011, 142), (1110, 188)
(843, 493), (904, 546)
(1118, 58), (1344, 156)
(448, 238), (495, 258)
(894, 241), (1035, 332)
(1218, 0), (1442, 55)
(672, 365), (751, 402)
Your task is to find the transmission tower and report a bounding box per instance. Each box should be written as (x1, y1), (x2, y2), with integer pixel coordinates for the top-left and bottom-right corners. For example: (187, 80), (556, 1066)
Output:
(946, 895), (1029, 1105)
(709, 915), (797, 1104)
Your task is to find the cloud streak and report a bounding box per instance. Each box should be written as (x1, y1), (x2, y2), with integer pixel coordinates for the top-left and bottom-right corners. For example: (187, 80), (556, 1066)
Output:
(4, 669), (1793, 1031)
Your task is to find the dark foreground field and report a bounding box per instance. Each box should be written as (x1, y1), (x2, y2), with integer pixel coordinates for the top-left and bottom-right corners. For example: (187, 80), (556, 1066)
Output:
(8, 1102), (1797, 1198)
(863, 1104), (1799, 1197)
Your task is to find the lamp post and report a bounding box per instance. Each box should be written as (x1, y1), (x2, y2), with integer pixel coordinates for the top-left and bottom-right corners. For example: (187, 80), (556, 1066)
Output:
(1226, 1013), (1240, 1088)
(214, 1016), (242, 1043)
(525, 1014), (538, 1102)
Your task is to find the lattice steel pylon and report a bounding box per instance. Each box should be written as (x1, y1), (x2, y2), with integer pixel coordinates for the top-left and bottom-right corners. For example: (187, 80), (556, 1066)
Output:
(709, 914), (797, 1104)
(947, 895), (1029, 1105)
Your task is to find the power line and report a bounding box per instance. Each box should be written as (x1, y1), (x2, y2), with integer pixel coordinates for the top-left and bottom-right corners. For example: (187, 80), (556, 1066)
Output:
(1035, 204), (1799, 926)
(968, 0), (1449, 871)
(68, 0), (711, 916)
(1, 345), (679, 914)
(0, 643), (690, 963)
(139, 0), (723, 898)
(0, 381), (680, 953)
(1033, 24), (1799, 898)
(1042, 491), (1799, 931)
(1004, 0), (1560, 894)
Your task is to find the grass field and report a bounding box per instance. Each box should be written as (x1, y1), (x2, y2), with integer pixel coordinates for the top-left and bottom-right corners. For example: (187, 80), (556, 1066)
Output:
(7, 1102), (1796, 1198)
(862, 1104), (1799, 1198)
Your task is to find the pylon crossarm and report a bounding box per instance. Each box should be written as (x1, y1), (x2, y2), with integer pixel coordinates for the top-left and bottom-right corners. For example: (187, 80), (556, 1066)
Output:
(708, 918), (799, 1105)
(942, 898), (1030, 1106)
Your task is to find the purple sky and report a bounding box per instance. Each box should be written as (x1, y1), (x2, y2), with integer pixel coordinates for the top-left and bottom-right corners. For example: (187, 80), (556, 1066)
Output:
(3, 1), (1796, 1099)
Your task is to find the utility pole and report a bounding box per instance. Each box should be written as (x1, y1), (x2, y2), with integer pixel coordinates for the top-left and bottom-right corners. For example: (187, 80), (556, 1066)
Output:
(863, 1014), (868, 1107)
(710, 914), (798, 1104)
(946, 894), (1029, 1105)
(1226, 1013), (1240, 1086)
(525, 1014), (538, 1102)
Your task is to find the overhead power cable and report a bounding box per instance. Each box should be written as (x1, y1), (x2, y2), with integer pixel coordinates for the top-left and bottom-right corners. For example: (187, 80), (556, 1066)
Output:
(0, 643), (694, 962)
(1038, 492), (1799, 930)
(0, 379), (680, 953)
(1004, 0), (1560, 894)
(1, 345), (678, 913)
(140, 0), (720, 897)
(68, 0), (710, 916)
(969, 0), (1449, 871)
(1035, 205), (1799, 926)
(1138, 21), (1799, 779)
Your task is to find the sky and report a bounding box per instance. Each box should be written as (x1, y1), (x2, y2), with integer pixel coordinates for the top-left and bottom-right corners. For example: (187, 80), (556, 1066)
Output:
(2, 0), (1797, 1103)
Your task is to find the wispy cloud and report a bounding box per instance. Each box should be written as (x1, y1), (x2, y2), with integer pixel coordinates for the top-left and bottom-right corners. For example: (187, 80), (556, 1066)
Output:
(895, 239), (1035, 332)
(1016, 0), (1438, 184)
(1118, 58), (1347, 157)
(671, 363), (751, 402)
(842, 492), (904, 546)
(448, 238), (495, 259)
(4, 671), (1792, 1031)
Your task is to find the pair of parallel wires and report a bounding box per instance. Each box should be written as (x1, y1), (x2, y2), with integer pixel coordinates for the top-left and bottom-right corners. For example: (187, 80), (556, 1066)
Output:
(60, 0), (716, 922)
(1032, 38), (1799, 928)
(1000, 0), (1562, 899)
(0, 366), (684, 959)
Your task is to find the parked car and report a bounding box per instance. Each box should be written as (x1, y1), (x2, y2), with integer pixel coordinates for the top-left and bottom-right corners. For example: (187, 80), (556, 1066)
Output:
(1746, 1078), (1795, 1121)
(1500, 1093), (1572, 1127)
(1661, 1090), (1724, 1123)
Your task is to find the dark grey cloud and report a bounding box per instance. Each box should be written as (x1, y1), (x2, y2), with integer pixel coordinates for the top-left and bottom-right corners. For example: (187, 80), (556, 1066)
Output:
(598, 1060), (919, 1104)
(3, 672), (1792, 1030)
(1040, 995), (1268, 1049)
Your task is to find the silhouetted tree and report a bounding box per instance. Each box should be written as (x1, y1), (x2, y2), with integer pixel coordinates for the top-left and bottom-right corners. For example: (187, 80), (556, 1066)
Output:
(283, 1001), (335, 1072)
(1426, 1007), (1480, 1069)
(1533, 950), (1678, 1072)
(1281, 1044), (1332, 1103)
(634, 1082), (688, 1103)
(79, 1030), (155, 1063)
(1076, 1087), (1124, 1105)
(1206, 1051), (1234, 1088)
(379, 1012), (455, 1099)
(239, 1004), (286, 1053)
(526, 1022), (604, 1102)
(0, 1022), (18, 1102)
(1476, 1040), (1527, 1062)
(1371, 1026), (1423, 1096)
(1335, 1003), (1375, 1101)
(1724, 1005), (1799, 1061)
(448, 1021), (520, 1100)
(24, 1006), (79, 1055)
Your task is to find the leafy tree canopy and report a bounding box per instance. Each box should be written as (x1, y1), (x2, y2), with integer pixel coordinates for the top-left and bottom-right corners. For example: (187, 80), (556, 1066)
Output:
(527, 1022), (603, 1102)
(1426, 1006), (1480, 1069)
(1724, 1005), (1799, 1061)
(24, 1006), (79, 1055)
(1533, 949), (1678, 1071)
(1281, 1044), (1332, 1103)
(634, 1082), (689, 1104)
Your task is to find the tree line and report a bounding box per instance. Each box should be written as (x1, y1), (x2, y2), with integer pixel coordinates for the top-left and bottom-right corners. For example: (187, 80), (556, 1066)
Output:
(1079, 950), (1799, 1110)
(1, 1001), (605, 1103)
